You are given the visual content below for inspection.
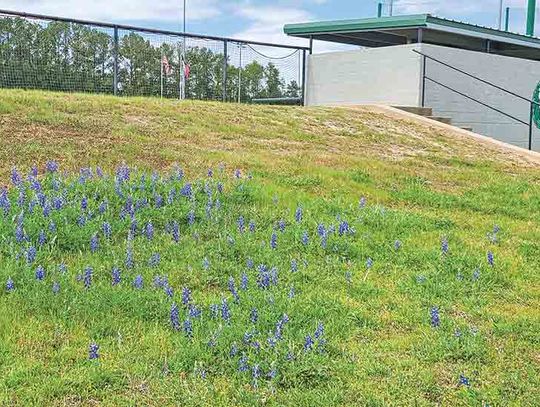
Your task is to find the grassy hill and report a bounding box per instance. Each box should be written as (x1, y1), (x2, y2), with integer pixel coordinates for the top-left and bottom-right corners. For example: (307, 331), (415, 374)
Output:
(0, 89), (539, 406)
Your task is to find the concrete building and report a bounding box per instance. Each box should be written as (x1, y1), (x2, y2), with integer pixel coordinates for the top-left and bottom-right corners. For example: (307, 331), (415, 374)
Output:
(284, 14), (540, 151)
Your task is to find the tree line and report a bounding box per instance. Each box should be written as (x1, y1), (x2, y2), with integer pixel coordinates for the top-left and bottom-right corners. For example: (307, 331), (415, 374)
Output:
(0, 17), (302, 101)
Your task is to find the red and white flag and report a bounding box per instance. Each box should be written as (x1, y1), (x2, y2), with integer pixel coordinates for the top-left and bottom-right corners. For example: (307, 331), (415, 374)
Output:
(184, 63), (191, 80)
(161, 55), (172, 75)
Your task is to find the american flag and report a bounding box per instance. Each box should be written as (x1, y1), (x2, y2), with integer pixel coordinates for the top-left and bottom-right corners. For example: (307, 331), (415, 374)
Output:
(161, 55), (172, 75)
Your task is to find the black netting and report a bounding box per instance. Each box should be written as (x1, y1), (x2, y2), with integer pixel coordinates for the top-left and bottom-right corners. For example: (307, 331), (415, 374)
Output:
(0, 12), (305, 103)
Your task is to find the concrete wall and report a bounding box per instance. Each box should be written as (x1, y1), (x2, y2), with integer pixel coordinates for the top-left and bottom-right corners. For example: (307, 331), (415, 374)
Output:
(421, 44), (540, 151)
(306, 44), (422, 106)
(306, 43), (540, 151)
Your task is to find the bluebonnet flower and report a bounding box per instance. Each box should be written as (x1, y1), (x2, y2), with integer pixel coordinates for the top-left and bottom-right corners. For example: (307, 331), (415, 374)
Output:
(345, 271), (352, 284)
(217, 182), (223, 194)
(278, 219), (286, 232)
(210, 304), (219, 319)
(17, 190), (26, 207)
(102, 222), (112, 240)
(249, 220), (256, 233)
(487, 251), (494, 267)
(286, 351), (294, 361)
(83, 266), (93, 289)
(35, 265), (45, 281)
(394, 240), (402, 251)
(227, 235), (235, 245)
(111, 267), (121, 285)
(250, 308), (258, 324)
(472, 268), (481, 281)
(338, 221), (349, 236)
(48, 221), (56, 232)
(228, 277), (239, 302)
(181, 183), (193, 199)
(234, 169), (242, 178)
(133, 275), (143, 289)
(183, 318), (193, 338)
(267, 367), (277, 380)
(366, 258), (373, 269)
(188, 304), (202, 319)
(240, 272), (248, 290)
(291, 259), (298, 273)
(96, 166), (103, 178)
(454, 329), (462, 338)
(145, 222), (154, 240)
(295, 206), (303, 223)
(58, 263), (67, 274)
(230, 342), (238, 357)
(246, 258), (254, 269)
(154, 194), (163, 209)
(252, 364), (261, 388)
(170, 303), (180, 330)
(430, 307), (440, 328)
(221, 299), (231, 323)
(237, 216), (245, 233)
(315, 322), (324, 339)
(115, 164), (130, 183)
(77, 215), (86, 227)
(90, 233), (99, 253)
(30, 166), (38, 177)
(0, 188), (10, 215)
(359, 196), (367, 208)
(257, 264), (271, 289)
(416, 275), (426, 284)
(89, 342), (99, 360)
(81, 196), (88, 211)
(6, 278), (14, 292)
(270, 266), (278, 286)
(317, 224), (325, 238)
(129, 220), (137, 236)
(149, 253), (161, 268)
(441, 236), (449, 255)
(304, 335), (314, 352)
(301, 231), (309, 246)
(42, 201), (51, 218)
(15, 223), (25, 243)
(52, 282), (60, 294)
(289, 286), (295, 299)
(11, 167), (22, 186)
(274, 314), (289, 340)
(164, 285), (174, 298)
(171, 221), (179, 243)
(182, 287), (191, 306)
(270, 232), (277, 249)
(459, 374), (470, 387)
(187, 210), (195, 226)
(125, 245), (134, 269)
(207, 169), (213, 178)
(238, 354), (249, 372)
(46, 161), (59, 173)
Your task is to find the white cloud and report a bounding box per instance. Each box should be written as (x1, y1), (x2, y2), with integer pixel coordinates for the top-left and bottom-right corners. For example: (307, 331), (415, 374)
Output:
(394, 0), (527, 15)
(232, 4), (354, 55)
(2, 0), (221, 23)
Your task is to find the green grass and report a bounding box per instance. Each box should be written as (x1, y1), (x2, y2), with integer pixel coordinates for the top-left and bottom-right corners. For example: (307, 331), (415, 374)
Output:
(0, 89), (539, 406)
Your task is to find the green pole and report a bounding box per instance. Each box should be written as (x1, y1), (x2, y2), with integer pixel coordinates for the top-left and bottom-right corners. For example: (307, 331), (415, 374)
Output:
(377, 3), (383, 18)
(505, 7), (510, 31)
(527, 0), (536, 36)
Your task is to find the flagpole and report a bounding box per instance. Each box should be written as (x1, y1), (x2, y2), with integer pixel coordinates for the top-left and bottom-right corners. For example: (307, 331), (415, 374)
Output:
(160, 51), (164, 99)
(181, 0), (186, 100)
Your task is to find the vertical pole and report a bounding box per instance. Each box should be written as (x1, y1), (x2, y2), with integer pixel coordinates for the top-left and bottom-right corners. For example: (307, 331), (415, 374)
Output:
(498, 0), (504, 30)
(309, 36), (313, 54)
(301, 49), (307, 106)
(421, 55), (426, 107)
(417, 28), (423, 43)
(377, 3), (383, 18)
(505, 7), (510, 31)
(223, 40), (228, 102)
(160, 51), (164, 99)
(113, 26), (118, 95)
(389, 0), (394, 16)
(527, 0), (536, 36)
(529, 102), (534, 151)
(238, 44), (242, 103)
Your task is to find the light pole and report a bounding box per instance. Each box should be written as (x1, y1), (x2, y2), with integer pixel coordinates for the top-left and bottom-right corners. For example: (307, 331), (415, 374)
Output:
(389, 0), (394, 16)
(498, 0), (504, 30)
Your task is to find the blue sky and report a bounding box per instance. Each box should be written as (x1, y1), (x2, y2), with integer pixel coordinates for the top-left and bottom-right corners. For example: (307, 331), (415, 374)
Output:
(4, 1), (539, 52)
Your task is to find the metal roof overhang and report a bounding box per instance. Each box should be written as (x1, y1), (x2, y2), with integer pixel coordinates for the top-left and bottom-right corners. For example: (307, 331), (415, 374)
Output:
(284, 14), (540, 61)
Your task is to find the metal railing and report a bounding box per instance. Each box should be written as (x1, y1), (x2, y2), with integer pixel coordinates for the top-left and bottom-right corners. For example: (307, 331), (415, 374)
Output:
(0, 9), (309, 105)
(414, 49), (539, 150)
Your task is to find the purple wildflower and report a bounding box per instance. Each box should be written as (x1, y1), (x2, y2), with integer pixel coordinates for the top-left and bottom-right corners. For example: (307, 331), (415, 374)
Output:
(240, 272), (248, 290)
(88, 342), (99, 360)
(11, 168), (22, 186)
(6, 278), (14, 292)
(52, 282), (60, 294)
(291, 259), (298, 272)
(83, 266), (93, 289)
(183, 318), (193, 338)
(35, 265), (45, 281)
(228, 277), (239, 302)
(221, 299), (231, 323)
(145, 222), (154, 240)
(250, 308), (258, 324)
(487, 251), (494, 267)
(295, 206), (303, 223)
(90, 233), (99, 253)
(46, 161), (59, 173)
(394, 240), (402, 250)
(459, 374), (470, 387)
(430, 307), (440, 328)
(111, 267), (121, 285)
(148, 253), (161, 268)
(270, 232), (277, 250)
(133, 275), (143, 289)
(249, 220), (256, 233)
(182, 287), (191, 306)
(170, 303), (180, 330)
(238, 354), (248, 372)
(171, 221), (179, 243)
(441, 237), (449, 255)
(304, 334), (314, 352)
(237, 216), (245, 233)
(102, 222), (112, 239)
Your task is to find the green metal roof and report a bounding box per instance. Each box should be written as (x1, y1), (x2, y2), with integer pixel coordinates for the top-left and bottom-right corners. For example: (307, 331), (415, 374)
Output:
(284, 14), (540, 48)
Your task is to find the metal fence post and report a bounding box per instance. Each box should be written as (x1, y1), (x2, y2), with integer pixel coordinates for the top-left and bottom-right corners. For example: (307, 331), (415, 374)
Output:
(529, 102), (534, 150)
(223, 40), (228, 102)
(113, 25), (118, 95)
(301, 49), (307, 106)
(421, 55), (427, 107)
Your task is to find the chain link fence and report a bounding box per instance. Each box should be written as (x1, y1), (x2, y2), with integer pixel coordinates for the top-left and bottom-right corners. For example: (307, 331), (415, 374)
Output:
(0, 10), (308, 104)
